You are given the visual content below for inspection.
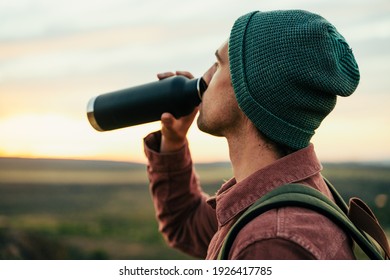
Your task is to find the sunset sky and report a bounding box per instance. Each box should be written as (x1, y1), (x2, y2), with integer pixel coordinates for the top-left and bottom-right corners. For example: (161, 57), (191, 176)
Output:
(1, 0), (389, 163)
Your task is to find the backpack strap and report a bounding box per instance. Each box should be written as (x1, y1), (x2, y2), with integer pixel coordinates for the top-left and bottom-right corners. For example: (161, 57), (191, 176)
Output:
(322, 177), (389, 259)
(218, 182), (389, 260)
(348, 197), (390, 259)
(322, 177), (348, 212)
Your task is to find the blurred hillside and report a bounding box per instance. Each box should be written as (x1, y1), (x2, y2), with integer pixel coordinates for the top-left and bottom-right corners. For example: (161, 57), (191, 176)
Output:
(0, 157), (389, 259)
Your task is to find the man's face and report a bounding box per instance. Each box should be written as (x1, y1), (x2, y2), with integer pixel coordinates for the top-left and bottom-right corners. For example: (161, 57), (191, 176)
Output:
(197, 41), (245, 137)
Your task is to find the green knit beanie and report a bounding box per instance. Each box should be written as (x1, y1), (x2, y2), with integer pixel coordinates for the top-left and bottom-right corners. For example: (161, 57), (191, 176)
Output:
(229, 10), (360, 150)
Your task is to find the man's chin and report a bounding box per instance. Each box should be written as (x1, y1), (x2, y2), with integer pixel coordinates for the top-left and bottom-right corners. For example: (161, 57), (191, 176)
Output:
(197, 118), (223, 137)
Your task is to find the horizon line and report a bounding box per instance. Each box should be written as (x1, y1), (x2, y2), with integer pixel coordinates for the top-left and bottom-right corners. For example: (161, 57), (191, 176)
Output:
(1, 155), (390, 166)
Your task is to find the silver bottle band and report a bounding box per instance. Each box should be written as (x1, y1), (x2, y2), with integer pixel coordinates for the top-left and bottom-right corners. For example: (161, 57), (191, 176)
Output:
(87, 96), (104, 131)
(196, 78), (203, 101)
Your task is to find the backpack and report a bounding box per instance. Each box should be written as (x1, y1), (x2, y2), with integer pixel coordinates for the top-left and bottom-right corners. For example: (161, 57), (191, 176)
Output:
(218, 177), (390, 260)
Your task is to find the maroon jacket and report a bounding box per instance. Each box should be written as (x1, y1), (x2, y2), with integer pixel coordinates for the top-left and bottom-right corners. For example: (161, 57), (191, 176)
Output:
(144, 131), (355, 259)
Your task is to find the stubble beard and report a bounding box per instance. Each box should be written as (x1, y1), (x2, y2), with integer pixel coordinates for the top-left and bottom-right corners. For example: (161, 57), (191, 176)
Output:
(196, 110), (224, 138)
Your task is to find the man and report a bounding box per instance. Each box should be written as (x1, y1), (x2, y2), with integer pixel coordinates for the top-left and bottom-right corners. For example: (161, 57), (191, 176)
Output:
(143, 10), (360, 259)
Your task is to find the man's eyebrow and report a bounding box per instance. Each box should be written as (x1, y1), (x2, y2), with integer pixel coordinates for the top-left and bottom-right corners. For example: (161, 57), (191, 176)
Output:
(215, 50), (223, 63)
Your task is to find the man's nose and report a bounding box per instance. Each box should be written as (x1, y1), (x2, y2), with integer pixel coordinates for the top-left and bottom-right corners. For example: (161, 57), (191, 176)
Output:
(202, 63), (217, 85)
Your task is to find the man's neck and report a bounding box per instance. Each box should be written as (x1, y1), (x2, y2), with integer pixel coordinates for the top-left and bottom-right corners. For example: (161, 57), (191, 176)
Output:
(226, 124), (280, 183)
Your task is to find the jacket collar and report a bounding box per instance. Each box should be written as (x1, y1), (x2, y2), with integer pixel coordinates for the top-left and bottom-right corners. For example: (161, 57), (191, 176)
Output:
(207, 144), (322, 226)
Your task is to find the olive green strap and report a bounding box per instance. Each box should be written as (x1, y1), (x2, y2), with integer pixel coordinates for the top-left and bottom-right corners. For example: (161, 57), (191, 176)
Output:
(218, 183), (388, 260)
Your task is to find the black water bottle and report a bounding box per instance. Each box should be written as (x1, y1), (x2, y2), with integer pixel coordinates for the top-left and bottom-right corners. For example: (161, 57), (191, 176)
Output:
(87, 76), (207, 131)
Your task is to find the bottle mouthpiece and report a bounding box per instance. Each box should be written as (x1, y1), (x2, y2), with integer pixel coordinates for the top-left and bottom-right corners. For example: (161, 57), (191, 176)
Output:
(197, 77), (208, 100)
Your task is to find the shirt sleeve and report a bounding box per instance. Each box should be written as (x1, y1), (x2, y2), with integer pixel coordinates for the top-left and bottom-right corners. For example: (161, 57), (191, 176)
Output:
(143, 131), (218, 258)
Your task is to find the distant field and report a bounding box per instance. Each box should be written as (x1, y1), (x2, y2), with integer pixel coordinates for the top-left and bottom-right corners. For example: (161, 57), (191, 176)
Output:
(0, 157), (389, 259)
(0, 157), (147, 185)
